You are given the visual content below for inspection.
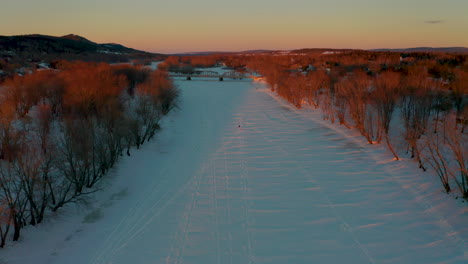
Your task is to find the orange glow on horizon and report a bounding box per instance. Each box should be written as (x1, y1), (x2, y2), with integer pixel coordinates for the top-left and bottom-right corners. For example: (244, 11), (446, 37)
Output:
(1, 0), (467, 53)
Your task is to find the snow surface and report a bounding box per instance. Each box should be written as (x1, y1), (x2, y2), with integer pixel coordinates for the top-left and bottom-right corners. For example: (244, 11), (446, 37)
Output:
(1, 77), (467, 264)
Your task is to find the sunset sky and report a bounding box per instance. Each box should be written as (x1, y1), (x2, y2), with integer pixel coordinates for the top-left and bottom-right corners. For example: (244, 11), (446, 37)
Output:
(1, 0), (467, 53)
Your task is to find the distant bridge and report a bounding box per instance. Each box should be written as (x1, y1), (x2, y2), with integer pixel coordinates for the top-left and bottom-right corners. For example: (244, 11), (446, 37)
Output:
(169, 70), (258, 81)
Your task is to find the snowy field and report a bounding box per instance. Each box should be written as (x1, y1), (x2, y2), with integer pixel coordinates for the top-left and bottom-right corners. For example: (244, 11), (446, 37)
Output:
(1, 77), (467, 263)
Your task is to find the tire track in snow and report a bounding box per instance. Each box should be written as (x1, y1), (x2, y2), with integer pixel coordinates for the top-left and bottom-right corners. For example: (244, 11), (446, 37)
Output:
(90, 168), (198, 264)
(236, 116), (254, 264)
(168, 162), (204, 264)
(163, 116), (256, 263)
(110, 177), (198, 260)
(93, 96), (217, 264)
(210, 158), (222, 264)
(90, 166), (169, 264)
(222, 142), (234, 264)
(240, 126), (253, 264)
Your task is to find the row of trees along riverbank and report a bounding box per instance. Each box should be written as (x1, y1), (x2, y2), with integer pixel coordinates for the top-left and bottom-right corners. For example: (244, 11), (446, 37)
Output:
(0, 61), (179, 247)
(223, 51), (468, 200)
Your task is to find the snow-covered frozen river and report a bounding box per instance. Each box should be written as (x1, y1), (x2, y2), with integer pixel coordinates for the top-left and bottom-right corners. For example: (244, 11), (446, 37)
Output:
(3, 78), (467, 263)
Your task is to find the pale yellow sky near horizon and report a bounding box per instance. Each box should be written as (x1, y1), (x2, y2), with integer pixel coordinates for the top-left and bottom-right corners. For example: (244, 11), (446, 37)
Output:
(1, 0), (467, 53)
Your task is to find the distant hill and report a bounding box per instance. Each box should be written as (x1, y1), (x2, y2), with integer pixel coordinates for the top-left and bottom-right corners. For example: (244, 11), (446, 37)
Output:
(370, 47), (468, 53)
(60, 34), (95, 44)
(291, 48), (360, 54)
(171, 51), (228, 56)
(240, 49), (276, 54)
(173, 50), (276, 56)
(0, 34), (166, 64)
(174, 47), (468, 56)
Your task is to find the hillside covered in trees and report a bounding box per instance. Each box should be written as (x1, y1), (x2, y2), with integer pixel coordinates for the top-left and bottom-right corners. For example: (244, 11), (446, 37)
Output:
(0, 34), (166, 81)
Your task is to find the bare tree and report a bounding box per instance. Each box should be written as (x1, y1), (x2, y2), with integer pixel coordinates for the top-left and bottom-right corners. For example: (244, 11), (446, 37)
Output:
(450, 70), (468, 128)
(113, 66), (150, 96)
(419, 130), (452, 193)
(333, 78), (349, 126)
(400, 68), (434, 169)
(53, 118), (96, 211)
(444, 118), (468, 198)
(372, 72), (402, 160)
(305, 69), (329, 108)
(0, 199), (11, 247)
(14, 141), (51, 225)
(0, 164), (28, 242)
